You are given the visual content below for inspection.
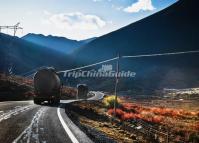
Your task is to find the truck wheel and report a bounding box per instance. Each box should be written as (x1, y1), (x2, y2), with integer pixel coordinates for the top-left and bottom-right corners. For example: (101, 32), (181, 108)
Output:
(49, 99), (56, 105)
(48, 98), (60, 105)
(56, 98), (60, 104)
(53, 98), (60, 105)
(34, 98), (41, 104)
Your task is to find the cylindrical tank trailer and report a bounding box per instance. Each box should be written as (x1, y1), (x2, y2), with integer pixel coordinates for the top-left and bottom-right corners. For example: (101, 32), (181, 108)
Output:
(77, 84), (88, 99)
(33, 68), (61, 104)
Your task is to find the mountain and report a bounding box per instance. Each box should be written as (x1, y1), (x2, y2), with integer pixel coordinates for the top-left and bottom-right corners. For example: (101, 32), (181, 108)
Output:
(71, 0), (199, 93)
(22, 34), (96, 54)
(81, 37), (97, 44)
(73, 0), (198, 62)
(0, 33), (74, 75)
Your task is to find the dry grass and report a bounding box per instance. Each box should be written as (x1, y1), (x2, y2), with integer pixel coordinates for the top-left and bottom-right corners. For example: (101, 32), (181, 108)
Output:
(79, 117), (134, 143)
(67, 101), (149, 143)
(61, 86), (77, 99)
(67, 96), (199, 143)
(0, 74), (77, 100)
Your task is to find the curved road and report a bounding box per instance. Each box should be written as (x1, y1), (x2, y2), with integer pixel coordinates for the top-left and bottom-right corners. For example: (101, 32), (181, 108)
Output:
(0, 92), (104, 143)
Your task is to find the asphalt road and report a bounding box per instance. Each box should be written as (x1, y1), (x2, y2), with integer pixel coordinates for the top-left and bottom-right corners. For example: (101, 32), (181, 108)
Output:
(0, 92), (104, 143)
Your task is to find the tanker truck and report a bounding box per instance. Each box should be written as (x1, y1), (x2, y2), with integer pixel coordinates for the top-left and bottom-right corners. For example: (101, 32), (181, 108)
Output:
(77, 84), (88, 100)
(33, 68), (61, 104)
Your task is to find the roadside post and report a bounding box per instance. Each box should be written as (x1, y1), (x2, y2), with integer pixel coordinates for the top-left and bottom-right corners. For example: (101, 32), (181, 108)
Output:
(114, 53), (120, 117)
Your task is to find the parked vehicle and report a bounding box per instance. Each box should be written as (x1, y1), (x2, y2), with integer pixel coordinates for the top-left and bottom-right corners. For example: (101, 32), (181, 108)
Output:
(33, 68), (61, 104)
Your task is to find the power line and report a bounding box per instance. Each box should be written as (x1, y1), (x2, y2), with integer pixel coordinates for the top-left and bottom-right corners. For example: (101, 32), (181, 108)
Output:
(57, 57), (119, 73)
(1, 23), (23, 75)
(21, 50), (199, 78)
(122, 50), (199, 59)
(57, 50), (199, 74)
(20, 66), (48, 76)
(0, 22), (23, 36)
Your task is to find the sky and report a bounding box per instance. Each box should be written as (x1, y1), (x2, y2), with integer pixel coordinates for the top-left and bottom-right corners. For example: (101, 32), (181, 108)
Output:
(0, 0), (177, 40)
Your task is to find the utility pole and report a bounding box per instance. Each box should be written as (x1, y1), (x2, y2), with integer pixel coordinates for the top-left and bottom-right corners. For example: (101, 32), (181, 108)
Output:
(114, 53), (120, 117)
(0, 22), (23, 36)
(0, 23), (23, 75)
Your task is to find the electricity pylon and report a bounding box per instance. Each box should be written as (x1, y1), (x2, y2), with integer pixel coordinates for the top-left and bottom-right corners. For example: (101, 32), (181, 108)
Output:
(0, 23), (23, 75)
(0, 22), (23, 36)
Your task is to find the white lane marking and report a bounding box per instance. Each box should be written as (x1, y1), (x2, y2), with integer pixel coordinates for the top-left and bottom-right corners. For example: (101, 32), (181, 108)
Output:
(57, 92), (104, 143)
(0, 105), (34, 122)
(12, 107), (46, 143)
(13, 112), (19, 116)
(14, 106), (22, 109)
(0, 111), (3, 116)
(57, 106), (79, 143)
(4, 115), (11, 120)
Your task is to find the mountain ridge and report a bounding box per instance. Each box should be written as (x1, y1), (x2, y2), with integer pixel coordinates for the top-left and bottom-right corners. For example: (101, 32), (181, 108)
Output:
(69, 0), (199, 93)
(0, 33), (74, 75)
(72, 0), (199, 63)
(22, 33), (96, 54)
